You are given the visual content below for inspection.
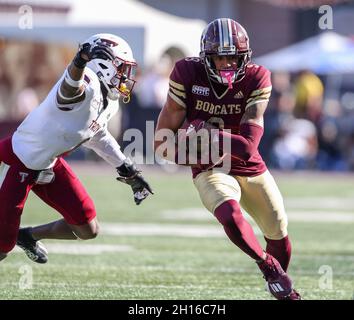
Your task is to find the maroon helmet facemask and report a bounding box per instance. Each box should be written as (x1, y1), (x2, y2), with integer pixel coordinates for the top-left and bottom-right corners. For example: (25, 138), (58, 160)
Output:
(199, 18), (252, 87)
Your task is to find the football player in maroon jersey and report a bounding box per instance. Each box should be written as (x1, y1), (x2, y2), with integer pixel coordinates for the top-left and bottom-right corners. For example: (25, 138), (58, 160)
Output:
(154, 18), (300, 300)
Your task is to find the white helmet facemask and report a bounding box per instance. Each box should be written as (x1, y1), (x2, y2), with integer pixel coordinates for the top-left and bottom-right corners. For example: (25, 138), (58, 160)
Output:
(84, 33), (137, 101)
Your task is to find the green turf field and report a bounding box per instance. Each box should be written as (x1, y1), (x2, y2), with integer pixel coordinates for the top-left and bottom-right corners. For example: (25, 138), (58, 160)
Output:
(1, 164), (354, 300)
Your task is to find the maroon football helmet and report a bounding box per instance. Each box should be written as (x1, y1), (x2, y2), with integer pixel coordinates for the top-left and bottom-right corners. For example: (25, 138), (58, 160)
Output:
(200, 18), (252, 86)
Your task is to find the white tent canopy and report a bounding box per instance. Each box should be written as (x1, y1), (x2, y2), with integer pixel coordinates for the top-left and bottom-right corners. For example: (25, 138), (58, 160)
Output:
(0, 0), (206, 67)
(68, 0), (205, 66)
(255, 32), (354, 74)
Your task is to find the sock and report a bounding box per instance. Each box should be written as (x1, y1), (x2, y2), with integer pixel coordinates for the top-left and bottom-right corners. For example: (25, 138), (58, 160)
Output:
(264, 236), (292, 272)
(28, 227), (35, 240)
(214, 199), (264, 261)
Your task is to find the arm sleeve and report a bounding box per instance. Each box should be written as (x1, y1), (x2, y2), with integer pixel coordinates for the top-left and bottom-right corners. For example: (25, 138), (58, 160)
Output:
(219, 122), (264, 161)
(83, 128), (126, 167)
(218, 66), (270, 161)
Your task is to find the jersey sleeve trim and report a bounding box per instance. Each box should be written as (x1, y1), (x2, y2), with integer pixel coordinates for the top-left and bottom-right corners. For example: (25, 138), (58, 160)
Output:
(249, 85), (272, 98)
(170, 86), (186, 99)
(169, 79), (185, 91)
(245, 99), (269, 109)
(246, 85), (272, 107)
(168, 91), (186, 109)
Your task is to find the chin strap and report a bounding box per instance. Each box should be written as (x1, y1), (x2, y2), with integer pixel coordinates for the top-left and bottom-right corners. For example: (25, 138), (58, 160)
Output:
(98, 75), (119, 100)
(92, 59), (120, 101)
(122, 95), (131, 104)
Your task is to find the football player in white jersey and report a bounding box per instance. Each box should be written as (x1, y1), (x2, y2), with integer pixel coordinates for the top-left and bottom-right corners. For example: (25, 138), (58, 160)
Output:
(0, 34), (153, 264)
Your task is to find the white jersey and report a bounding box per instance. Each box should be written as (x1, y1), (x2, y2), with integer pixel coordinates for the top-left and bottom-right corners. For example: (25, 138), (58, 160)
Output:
(12, 68), (126, 170)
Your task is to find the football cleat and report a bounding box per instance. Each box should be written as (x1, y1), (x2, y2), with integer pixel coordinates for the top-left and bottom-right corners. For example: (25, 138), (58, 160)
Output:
(257, 253), (297, 300)
(281, 289), (302, 300)
(16, 227), (48, 264)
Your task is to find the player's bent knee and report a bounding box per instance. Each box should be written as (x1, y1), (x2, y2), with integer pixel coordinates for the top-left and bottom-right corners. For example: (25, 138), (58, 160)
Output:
(0, 238), (17, 255)
(80, 232), (98, 240)
(85, 226), (99, 240)
(263, 220), (288, 240)
(214, 200), (242, 227)
(71, 221), (100, 240)
(76, 229), (99, 240)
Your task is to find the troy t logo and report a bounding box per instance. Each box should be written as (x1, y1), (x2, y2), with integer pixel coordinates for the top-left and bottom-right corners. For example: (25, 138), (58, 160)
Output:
(88, 120), (101, 133)
(19, 172), (29, 183)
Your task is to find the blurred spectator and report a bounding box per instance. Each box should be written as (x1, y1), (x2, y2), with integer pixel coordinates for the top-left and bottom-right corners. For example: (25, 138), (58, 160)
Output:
(261, 71), (293, 163)
(316, 99), (348, 171)
(0, 40), (71, 121)
(293, 70), (324, 124)
(26, 43), (64, 101)
(13, 88), (39, 120)
(3, 39), (354, 172)
(0, 42), (11, 119)
(137, 54), (172, 110)
(344, 132), (354, 171)
(271, 118), (318, 170)
(1, 41), (32, 119)
(130, 54), (173, 155)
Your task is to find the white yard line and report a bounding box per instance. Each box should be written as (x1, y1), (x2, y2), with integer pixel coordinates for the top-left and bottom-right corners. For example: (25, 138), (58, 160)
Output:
(100, 222), (226, 237)
(284, 197), (354, 210)
(161, 208), (354, 223)
(14, 202), (354, 257)
(13, 243), (133, 255)
(287, 211), (354, 222)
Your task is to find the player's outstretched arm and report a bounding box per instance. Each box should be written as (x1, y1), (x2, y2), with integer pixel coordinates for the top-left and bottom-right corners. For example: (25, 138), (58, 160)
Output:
(57, 43), (114, 105)
(218, 101), (268, 161)
(84, 129), (153, 205)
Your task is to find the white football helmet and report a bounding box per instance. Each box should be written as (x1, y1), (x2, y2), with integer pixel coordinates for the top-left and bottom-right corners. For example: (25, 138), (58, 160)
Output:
(83, 33), (137, 100)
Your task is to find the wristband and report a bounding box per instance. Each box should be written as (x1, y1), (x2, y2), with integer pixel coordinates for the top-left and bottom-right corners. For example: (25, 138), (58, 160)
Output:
(64, 69), (84, 88)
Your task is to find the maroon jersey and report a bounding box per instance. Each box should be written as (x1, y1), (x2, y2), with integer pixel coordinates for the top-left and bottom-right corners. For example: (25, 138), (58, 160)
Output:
(169, 57), (271, 177)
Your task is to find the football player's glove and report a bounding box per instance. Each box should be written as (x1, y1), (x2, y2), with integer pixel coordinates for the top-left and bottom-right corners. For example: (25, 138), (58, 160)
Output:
(73, 42), (115, 69)
(116, 159), (154, 205)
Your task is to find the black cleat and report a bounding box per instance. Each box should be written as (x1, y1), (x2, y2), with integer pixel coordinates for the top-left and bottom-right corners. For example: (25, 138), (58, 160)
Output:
(281, 289), (302, 300)
(16, 227), (48, 264)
